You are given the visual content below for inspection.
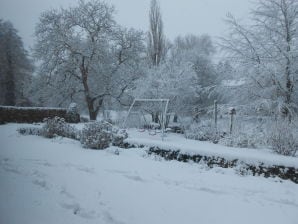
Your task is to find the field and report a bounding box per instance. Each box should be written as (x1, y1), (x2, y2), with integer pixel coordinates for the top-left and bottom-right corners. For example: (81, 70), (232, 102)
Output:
(1, 123), (298, 224)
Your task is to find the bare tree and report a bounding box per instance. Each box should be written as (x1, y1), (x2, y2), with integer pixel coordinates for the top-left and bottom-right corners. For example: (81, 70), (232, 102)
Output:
(221, 0), (298, 121)
(171, 35), (218, 110)
(133, 34), (218, 122)
(34, 0), (144, 120)
(148, 0), (166, 66)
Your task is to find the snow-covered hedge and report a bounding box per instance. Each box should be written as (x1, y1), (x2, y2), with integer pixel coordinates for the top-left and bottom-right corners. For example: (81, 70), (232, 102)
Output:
(183, 115), (298, 157)
(18, 117), (79, 140)
(0, 106), (79, 123)
(42, 117), (79, 139)
(18, 118), (127, 150)
(145, 146), (298, 184)
(218, 119), (298, 156)
(269, 120), (298, 156)
(184, 121), (219, 143)
(219, 132), (267, 149)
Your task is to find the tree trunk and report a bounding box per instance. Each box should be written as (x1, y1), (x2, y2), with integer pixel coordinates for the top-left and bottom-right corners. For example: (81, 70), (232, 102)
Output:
(89, 110), (97, 121)
(284, 62), (293, 123)
(86, 96), (97, 120)
(80, 56), (102, 121)
(173, 114), (178, 123)
(165, 114), (171, 128)
(154, 112), (159, 123)
(283, 14), (293, 123)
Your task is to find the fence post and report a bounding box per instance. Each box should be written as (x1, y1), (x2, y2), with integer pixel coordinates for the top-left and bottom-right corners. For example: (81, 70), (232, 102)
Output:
(214, 100), (218, 131)
(229, 107), (236, 134)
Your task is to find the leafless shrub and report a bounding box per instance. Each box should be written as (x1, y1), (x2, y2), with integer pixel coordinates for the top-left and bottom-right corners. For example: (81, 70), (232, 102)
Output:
(268, 120), (297, 156)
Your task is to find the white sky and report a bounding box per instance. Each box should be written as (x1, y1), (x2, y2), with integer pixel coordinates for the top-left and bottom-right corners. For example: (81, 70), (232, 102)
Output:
(0, 0), (252, 51)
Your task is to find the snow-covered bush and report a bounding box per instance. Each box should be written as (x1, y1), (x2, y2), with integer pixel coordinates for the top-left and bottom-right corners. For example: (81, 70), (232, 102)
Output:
(219, 132), (263, 148)
(80, 121), (112, 149)
(112, 128), (128, 147)
(80, 121), (128, 149)
(184, 121), (218, 142)
(41, 116), (79, 139)
(218, 119), (268, 149)
(18, 127), (42, 136)
(65, 103), (80, 123)
(268, 120), (298, 156)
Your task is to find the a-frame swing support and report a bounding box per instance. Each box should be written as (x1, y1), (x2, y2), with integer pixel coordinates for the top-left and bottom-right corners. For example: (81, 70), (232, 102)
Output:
(122, 98), (169, 140)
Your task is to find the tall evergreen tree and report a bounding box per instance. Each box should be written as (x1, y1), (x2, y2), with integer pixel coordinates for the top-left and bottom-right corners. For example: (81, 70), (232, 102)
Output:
(0, 20), (33, 106)
(148, 0), (166, 66)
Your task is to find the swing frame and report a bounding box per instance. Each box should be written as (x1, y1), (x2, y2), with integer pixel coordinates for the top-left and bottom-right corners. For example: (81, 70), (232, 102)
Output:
(122, 98), (170, 140)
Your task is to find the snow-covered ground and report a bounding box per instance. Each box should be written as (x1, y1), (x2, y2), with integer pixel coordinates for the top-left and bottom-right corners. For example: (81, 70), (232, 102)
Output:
(126, 129), (298, 168)
(1, 124), (298, 224)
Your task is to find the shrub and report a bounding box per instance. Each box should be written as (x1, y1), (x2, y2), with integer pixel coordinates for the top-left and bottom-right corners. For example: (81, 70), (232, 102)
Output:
(184, 121), (218, 142)
(41, 116), (79, 140)
(18, 127), (42, 136)
(268, 120), (297, 156)
(112, 128), (128, 147)
(219, 132), (259, 148)
(80, 121), (113, 149)
(80, 121), (128, 149)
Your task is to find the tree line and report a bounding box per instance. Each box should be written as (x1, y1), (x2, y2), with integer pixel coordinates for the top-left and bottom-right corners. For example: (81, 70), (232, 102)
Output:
(0, 0), (297, 123)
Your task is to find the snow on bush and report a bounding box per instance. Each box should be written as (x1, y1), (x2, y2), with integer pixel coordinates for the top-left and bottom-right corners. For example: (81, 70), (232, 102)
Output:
(80, 122), (112, 149)
(219, 132), (264, 149)
(217, 117), (268, 149)
(112, 128), (128, 147)
(41, 116), (79, 140)
(18, 126), (42, 136)
(184, 115), (272, 148)
(184, 121), (218, 142)
(80, 121), (128, 150)
(16, 118), (127, 150)
(269, 120), (298, 156)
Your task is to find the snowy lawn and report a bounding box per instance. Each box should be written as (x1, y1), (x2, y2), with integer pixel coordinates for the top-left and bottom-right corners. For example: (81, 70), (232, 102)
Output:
(126, 129), (298, 168)
(1, 123), (298, 224)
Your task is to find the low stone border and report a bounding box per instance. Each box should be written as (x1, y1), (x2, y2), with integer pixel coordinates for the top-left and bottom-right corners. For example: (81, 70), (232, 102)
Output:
(121, 142), (298, 184)
(147, 147), (298, 184)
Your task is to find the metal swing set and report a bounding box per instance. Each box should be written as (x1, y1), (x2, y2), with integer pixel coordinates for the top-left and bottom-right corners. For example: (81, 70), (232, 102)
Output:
(122, 98), (170, 139)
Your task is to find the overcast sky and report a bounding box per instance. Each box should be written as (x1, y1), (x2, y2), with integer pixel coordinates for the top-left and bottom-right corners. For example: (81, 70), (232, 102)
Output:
(0, 0), (252, 51)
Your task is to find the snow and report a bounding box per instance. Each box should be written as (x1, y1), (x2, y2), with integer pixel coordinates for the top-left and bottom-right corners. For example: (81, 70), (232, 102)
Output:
(125, 129), (298, 168)
(222, 79), (246, 87)
(1, 123), (298, 224)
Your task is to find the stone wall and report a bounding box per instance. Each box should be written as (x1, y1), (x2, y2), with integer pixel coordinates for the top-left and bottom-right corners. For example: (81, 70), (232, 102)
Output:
(147, 147), (298, 184)
(0, 106), (70, 123)
(121, 142), (298, 184)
